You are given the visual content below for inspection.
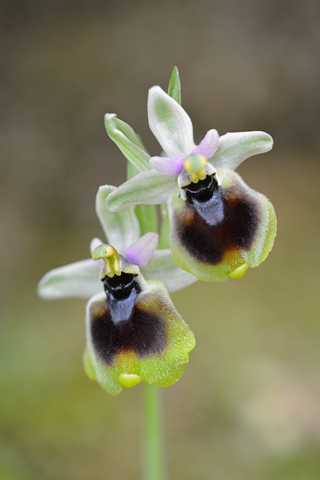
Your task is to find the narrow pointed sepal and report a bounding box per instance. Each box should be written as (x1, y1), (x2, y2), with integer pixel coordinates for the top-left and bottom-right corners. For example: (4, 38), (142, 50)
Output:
(104, 114), (151, 172)
(96, 184), (140, 253)
(84, 281), (195, 396)
(167, 66), (182, 105)
(168, 170), (277, 282)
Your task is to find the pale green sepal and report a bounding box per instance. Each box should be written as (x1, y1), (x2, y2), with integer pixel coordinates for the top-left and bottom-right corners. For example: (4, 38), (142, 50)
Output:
(142, 249), (197, 292)
(37, 259), (102, 300)
(148, 86), (195, 157)
(106, 170), (177, 212)
(168, 66), (181, 105)
(96, 184), (140, 253)
(210, 131), (273, 171)
(104, 114), (151, 172)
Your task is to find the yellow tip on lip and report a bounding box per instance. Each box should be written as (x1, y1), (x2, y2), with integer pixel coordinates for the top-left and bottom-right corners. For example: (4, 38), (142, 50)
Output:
(119, 374), (141, 388)
(229, 263), (248, 279)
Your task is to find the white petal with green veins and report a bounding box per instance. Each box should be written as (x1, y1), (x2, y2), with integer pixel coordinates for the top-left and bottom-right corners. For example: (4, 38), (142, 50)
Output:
(210, 131), (273, 171)
(105, 170), (177, 212)
(38, 259), (102, 300)
(148, 86), (195, 157)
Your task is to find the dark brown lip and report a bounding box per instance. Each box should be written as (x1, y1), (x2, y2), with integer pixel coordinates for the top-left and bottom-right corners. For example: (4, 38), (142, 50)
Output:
(175, 177), (260, 265)
(89, 294), (167, 366)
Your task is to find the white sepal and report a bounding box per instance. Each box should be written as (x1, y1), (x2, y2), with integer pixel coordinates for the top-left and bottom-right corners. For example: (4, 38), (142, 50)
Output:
(142, 249), (197, 292)
(105, 170), (177, 212)
(210, 131), (273, 171)
(148, 86), (195, 157)
(96, 184), (140, 253)
(37, 259), (102, 300)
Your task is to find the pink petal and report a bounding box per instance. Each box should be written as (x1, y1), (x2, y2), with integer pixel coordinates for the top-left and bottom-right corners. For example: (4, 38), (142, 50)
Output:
(125, 232), (159, 266)
(192, 129), (219, 159)
(150, 155), (184, 175)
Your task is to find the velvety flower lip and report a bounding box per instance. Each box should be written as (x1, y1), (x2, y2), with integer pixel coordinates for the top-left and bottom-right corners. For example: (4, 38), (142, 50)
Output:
(83, 242), (196, 396)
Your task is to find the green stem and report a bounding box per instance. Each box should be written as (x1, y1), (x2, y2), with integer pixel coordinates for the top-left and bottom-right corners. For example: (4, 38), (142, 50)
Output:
(127, 161), (158, 236)
(135, 204), (158, 235)
(143, 384), (167, 480)
(158, 205), (170, 250)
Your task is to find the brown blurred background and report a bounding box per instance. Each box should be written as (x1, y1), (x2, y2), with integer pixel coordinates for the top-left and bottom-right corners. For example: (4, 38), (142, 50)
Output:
(1, 1), (320, 479)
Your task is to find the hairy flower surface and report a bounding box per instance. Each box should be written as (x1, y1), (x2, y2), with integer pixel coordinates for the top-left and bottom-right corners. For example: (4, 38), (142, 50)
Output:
(105, 75), (277, 282)
(84, 243), (195, 395)
(38, 184), (196, 395)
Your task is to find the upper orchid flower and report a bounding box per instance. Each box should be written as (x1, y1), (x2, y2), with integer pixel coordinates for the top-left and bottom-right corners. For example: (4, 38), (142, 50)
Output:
(38, 184), (196, 396)
(104, 68), (277, 283)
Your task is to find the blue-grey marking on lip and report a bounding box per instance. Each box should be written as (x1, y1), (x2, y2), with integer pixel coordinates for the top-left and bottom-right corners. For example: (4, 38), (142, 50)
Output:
(90, 273), (167, 365)
(175, 175), (260, 265)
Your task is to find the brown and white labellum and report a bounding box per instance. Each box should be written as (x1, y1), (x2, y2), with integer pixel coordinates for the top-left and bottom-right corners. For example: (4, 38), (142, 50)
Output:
(169, 168), (277, 282)
(84, 267), (195, 395)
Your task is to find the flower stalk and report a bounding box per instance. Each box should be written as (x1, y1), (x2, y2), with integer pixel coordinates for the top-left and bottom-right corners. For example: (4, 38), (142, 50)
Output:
(143, 384), (167, 480)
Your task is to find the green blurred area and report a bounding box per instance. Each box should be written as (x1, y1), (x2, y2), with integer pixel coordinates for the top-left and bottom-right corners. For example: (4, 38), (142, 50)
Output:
(1, 1), (320, 479)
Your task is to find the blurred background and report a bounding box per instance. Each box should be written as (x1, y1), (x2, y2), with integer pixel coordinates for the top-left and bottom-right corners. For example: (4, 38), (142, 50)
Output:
(1, 0), (320, 479)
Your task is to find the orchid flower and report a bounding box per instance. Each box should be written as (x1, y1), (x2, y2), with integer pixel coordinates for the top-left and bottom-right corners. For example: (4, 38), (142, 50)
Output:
(38, 184), (196, 396)
(104, 68), (277, 282)
(38, 184), (196, 299)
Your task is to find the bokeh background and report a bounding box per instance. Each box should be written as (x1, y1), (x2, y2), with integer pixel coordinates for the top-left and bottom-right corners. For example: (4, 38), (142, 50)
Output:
(1, 1), (320, 479)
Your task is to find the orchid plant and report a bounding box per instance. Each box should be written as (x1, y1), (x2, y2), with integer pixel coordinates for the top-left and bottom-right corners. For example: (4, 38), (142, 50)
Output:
(38, 67), (276, 480)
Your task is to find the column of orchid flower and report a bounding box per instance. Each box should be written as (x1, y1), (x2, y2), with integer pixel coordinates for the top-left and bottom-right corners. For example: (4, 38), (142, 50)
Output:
(38, 67), (276, 480)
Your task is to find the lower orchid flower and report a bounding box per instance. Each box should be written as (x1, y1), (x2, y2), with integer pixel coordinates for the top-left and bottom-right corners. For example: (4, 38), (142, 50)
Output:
(38, 184), (196, 396)
(104, 69), (277, 282)
(85, 242), (195, 396)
